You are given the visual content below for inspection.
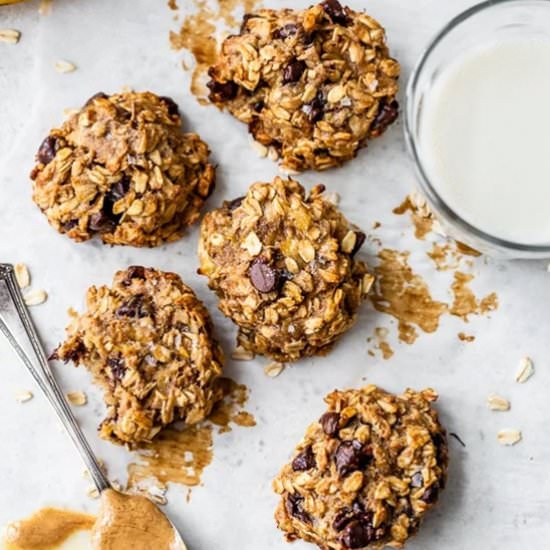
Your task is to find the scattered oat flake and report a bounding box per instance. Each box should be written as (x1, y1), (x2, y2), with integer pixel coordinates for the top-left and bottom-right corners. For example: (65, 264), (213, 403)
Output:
(0, 29), (21, 44)
(487, 394), (510, 411)
(67, 391), (87, 406)
(55, 60), (77, 73)
(250, 140), (268, 158)
(15, 391), (33, 403)
(14, 263), (30, 289)
(516, 357), (534, 383)
(264, 362), (285, 378)
(86, 486), (100, 499)
(497, 429), (522, 446)
(231, 346), (255, 361)
(24, 289), (47, 306)
(324, 192), (340, 205)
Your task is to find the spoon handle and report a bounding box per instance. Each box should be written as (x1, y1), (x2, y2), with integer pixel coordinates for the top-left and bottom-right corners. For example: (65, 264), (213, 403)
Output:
(0, 264), (110, 493)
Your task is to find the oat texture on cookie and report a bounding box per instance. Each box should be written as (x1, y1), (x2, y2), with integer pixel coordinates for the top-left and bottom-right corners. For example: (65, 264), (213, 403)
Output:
(31, 91), (215, 247)
(198, 176), (374, 362)
(207, 0), (400, 172)
(54, 267), (224, 446)
(273, 386), (449, 549)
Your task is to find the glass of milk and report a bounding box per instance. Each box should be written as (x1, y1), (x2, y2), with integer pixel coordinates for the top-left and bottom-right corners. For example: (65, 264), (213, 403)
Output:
(405, 0), (550, 258)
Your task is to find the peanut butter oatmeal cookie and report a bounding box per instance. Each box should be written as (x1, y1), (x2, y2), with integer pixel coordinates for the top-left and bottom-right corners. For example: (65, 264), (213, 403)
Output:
(273, 386), (448, 549)
(54, 266), (224, 446)
(198, 176), (374, 362)
(207, 0), (400, 172)
(31, 91), (215, 247)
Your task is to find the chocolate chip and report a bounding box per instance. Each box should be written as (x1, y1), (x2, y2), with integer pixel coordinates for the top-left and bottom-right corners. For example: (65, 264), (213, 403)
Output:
(371, 100), (399, 137)
(37, 135), (59, 165)
(249, 258), (279, 293)
(285, 493), (311, 524)
(227, 196), (244, 211)
(333, 509), (352, 531)
(61, 219), (78, 232)
(421, 483), (439, 504)
(115, 294), (153, 319)
(159, 96), (180, 117)
(273, 23), (299, 39)
(283, 59), (306, 84)
(89, 211), (116, 233)
(108, 177), (130, 203)
(340, 519), (377, 549)
(320, 412), (340, 437)
(292, 446), (316, 471)
(350, 231), (366, 257)
(207, 79), (238, 102)
(411, 472), (424, 488)
(58, 340), (86, 363)
(335, 440), (372, 477)
(321, 0), (351, 26)
(302, 90), (325, 123)
(124, 266), (146, 285)
(108, 357), (126, 381)
(253, 101), (264, 112)
(84, 92), (109, 106)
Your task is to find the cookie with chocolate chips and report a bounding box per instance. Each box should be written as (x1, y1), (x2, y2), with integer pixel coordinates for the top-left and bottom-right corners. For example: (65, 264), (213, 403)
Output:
(273, 386), (449, 549)
(54, 267), (224, 446)
(198, 176), (374, 362)
(31, 91), (215, 247)
(207, 0), (400, 172)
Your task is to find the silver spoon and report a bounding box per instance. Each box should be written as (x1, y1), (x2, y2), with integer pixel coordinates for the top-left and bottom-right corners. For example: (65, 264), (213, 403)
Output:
(0, 264), (187, 550)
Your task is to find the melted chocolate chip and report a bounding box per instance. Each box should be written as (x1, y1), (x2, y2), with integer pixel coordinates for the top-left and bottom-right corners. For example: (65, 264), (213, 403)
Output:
(292, 446), (316, 471)
(273, 23), (299, 39)
(253, 101), (264, 112)
(350, 231), (366, 257)
(285, 493), (311, 524)
(58, 341), (86, 364)
(283, 59), (306, 84)
(421, 483), (439, 504)
(159, 95), (180, 117)
(108, 357), (126, 381)
(227, 196), (245, 211)
(207, 79), (238, 102)
(371, 100), (399, 137)
(61, 219), (78, 232)
(37, 135), (59, 165)
(320, 412), (340, 437)
(115, 294), (153, 319)
(302, 90), (325, 123)
(321, 0), (351, 26)
(89, 211), (116, 234)
(335, 440), (372, 477)
(84, 92), (109, 106)
(249, 258), (279, 293)
(411, 472), (424, 488)
(124, 266), (146, 285)
(340, 519), (377, 549)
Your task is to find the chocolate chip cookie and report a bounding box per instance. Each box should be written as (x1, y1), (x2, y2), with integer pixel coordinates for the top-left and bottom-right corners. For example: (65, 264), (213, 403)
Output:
(198, 176), (374, 362)
(53, 267), (224, 446)
(273, 386), (449, 549)
(207, 0), (400, 172)
(31, 91), (215, 247)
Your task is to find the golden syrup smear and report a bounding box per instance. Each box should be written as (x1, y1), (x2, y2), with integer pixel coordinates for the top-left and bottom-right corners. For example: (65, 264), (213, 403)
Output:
(2, 508), (94, 550)
(169, 0), (260, 104)
(128, 378), (255, 495)
(368, 193), (499, 355)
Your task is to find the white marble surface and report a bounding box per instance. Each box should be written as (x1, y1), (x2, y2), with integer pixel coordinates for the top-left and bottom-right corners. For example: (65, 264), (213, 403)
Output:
(0, 1), (549, 549)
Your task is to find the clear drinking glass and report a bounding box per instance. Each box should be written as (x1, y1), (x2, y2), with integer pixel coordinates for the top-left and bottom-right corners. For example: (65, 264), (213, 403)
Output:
(405, 0), (550, 259)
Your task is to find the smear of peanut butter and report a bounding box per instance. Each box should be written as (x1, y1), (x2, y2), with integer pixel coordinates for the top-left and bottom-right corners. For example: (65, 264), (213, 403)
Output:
(127, 378), (255, 495)
(427, 243), (460, 271)
(458, 332), (476, 343)
(3, 508), (94, 550)
(371, 249), (448, 344)
(450, 272), (498, 321)
(169, 0), (260, 104)
(393, 196), (434, 240)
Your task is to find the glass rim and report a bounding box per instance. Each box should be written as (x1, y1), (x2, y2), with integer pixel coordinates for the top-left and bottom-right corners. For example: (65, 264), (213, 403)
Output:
(404, 0), (550, 253)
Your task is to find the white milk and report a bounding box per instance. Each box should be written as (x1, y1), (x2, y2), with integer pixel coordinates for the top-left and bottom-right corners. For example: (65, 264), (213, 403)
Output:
(419, 39), (550, 245)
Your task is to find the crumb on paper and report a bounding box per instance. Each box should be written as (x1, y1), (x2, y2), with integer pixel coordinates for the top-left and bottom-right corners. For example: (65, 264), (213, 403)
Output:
(23, 289), (48, 306)
(487, 394), (510, 412)
(516, 357), (534, 383)
(264, 362), (286, 378)
(497, 429), (522, 446)
(0, 29), (21, 44)
(55, 60), (77, 73)
(15, 391), (33, 403)
(67, 391), (87, 406)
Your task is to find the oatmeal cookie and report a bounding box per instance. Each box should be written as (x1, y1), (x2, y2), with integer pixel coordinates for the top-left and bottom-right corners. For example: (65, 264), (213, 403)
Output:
(198, 176), (374, 362)
(207, 0), (400, 172)
(54, 266), (224, 446)
(31, 91), (215, 247)
(273, 386), (448, 549)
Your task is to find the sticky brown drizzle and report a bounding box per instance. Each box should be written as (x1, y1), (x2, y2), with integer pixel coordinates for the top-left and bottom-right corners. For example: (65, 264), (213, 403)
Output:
(127, 377), (255, 493)
(169, 0), (260, 104)
(393, 196), (433, 240)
